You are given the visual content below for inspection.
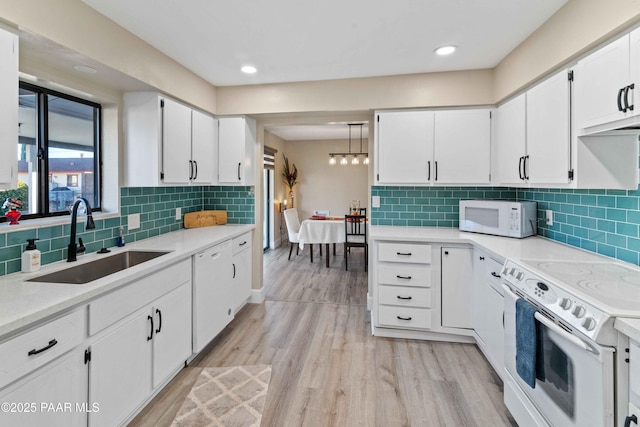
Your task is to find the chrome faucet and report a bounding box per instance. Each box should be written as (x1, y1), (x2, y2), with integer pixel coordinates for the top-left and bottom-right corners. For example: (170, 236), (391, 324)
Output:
(68, 197), (96, 262)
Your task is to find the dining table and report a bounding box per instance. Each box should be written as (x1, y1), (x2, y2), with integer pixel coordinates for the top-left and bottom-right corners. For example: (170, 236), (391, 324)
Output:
(297, 217), (345, 267)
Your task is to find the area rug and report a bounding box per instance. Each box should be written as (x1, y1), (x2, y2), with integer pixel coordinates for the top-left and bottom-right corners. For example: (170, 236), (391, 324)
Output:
(171, 365), (272, 427)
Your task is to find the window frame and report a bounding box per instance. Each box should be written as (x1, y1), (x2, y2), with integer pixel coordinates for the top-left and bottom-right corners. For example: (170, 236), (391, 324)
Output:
(1, 81), (103, 223)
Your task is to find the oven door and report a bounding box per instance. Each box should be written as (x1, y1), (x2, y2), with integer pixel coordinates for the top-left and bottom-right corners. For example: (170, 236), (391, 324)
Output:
(503, 285), (615, 427)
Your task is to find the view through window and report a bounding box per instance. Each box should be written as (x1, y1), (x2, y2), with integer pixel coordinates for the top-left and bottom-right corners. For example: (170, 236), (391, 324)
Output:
(0, 83), (101, 222)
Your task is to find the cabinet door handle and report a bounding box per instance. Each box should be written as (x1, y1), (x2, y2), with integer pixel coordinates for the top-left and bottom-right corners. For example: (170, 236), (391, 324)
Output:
(518, 156), (524, 180)
(193, 160), (198, 180)
(396, 275), (412, 280)
(491, 272), (501, 278)
(479, 256), (485, 261)
(524, 155), (530, 180)
(625, 84), (635, 111)
(396, 296), (413, 300)
(618, 87), (626, 112)
(147, 315), (154, 341)
(155, 308), (162, 334)
(444, 251), (449, 255)
(434, 161), (438, 181)
(233, 263), (236, 279)
(28, 339), (58, 356)
(237, 162), (242, 181)
(189, 160), (193, 180)
(624, 415), (637, 427)
(396, 252), (412, 256)
(427, 161), (431, 181)
(396, 316), (412, 321)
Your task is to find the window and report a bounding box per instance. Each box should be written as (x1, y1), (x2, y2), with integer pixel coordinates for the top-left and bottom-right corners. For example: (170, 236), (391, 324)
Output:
(0, 82), (101, 222)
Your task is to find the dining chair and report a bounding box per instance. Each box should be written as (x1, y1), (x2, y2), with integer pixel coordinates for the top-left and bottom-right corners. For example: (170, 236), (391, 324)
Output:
(348, 207), (367, 216)
(344, 214), (367, 271)
(283, 208), (301, 260)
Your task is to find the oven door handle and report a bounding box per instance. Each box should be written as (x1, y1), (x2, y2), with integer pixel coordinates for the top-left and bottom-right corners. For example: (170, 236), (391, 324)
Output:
(533, 312), (592, 352)
(501, 283), (596, 354)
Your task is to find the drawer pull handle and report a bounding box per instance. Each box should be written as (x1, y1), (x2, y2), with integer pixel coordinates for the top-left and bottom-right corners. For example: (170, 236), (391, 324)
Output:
(239, 241), (248, 246)
(624, 414), (637, 427)
(28, 339), (58, 356)
(491, 272), (501, 278)
(396, 316), (412, 321)
(396, 252), (412, 256)
(396, 275), (412, 280)
(397, 296), (412, 300)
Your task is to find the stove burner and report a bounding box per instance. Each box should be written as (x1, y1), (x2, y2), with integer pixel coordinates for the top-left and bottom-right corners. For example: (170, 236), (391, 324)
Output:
(536, 262), (593, 276)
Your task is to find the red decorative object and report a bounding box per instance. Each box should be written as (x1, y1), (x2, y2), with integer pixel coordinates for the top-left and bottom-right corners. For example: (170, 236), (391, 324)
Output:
(5, 209), (21, 225)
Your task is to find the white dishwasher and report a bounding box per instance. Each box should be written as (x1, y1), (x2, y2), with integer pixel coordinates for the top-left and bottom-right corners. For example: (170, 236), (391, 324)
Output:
(193, 240), (233, 353)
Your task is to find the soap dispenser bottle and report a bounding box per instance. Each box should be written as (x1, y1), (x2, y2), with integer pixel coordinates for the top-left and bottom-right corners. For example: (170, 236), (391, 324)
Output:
(22, 238), (41, 272)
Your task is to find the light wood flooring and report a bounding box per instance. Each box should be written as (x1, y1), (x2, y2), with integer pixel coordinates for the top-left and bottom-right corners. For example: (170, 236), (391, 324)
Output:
(129, 244), (515, 427)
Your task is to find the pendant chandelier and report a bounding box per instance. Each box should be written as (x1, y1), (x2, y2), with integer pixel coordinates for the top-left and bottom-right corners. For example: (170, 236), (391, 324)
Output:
(329, 123), (369, 166)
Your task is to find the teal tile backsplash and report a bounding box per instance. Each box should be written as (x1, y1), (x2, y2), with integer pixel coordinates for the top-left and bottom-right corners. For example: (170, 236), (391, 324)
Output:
(371, 186), (517, 227)
(0, 185), (255, 276)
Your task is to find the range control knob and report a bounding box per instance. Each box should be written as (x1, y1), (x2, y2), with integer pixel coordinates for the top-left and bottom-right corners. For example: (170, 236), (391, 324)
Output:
(559, 298), (572, 310)
(583, 317), (597, 331)
(572, 305), (586, 318)
(516, 272), (524, 280)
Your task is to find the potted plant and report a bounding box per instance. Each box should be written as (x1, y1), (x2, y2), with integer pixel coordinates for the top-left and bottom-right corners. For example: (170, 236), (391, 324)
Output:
(281, 154), (298, 208)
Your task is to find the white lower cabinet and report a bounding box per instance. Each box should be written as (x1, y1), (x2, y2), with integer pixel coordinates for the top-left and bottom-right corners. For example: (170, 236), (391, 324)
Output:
(472, 250), (505, 378)
(88, 260), (192, 427)
(232, 232), (252, 312)
(0, 349), (89, 427)
(441, 247), (473, 329)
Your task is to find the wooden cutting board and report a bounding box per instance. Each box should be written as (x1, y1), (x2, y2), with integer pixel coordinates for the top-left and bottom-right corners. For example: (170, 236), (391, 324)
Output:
(184, 210), (228, 228)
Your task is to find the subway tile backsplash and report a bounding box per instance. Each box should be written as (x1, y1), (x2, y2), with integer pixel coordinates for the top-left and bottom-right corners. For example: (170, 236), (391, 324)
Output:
(0, 185), (255, 276)
(370, 186), (517, 227)
(372, 184), (640, 266)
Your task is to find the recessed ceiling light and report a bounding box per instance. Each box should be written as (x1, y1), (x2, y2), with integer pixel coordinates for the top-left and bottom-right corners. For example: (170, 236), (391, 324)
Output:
(241, 65), (257, 74)
(434, 45), (457, 56)
(73, 65), (98, 73)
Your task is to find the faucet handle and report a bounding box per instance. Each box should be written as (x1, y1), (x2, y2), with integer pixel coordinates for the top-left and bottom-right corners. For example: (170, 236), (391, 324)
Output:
(77, 238), (86, 254)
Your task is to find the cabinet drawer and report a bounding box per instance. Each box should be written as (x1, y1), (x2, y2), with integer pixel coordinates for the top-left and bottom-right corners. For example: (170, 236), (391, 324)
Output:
(232, 232), (252, 255)
(378, 285), (431, 308)
(378, 264), (431, 287)
(89, 259), (191, 335)
(378, 242), (431, 264)
(0, 308), (86, 389)
(377, 306), (431, 329)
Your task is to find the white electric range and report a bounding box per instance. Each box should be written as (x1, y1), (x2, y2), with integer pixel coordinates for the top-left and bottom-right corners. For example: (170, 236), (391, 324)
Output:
(500, 258), (640, 427)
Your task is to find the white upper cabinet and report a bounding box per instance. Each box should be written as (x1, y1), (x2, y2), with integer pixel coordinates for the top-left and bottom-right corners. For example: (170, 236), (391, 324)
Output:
(161, 97), (192, 184)
(375, 110), (434, 185)
(218, 116), (256, 185)
(434, 109), (491, 185)
(0, 27), (18, 188)
(494, 70), (572, 187)
(574, 27), (640, 134)
(526, 69), (571, 185)
(493, 94), (526, 186)
(124, 92), (216, 186)
(191, 109), (217, 184)
(375, 109), (491, 186)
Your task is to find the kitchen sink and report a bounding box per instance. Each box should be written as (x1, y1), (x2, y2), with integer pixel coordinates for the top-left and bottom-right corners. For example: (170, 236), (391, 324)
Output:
(28, 250), (171, 284)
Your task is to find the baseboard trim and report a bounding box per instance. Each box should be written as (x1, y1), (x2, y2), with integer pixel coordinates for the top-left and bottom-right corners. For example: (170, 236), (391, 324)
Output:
(250, 287), (265, 304)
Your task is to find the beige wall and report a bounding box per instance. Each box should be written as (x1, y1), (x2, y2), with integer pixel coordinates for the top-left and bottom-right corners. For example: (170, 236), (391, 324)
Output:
(0, 0), (217, 113)
(283, 139), (369, 221)
(494, 0), (640, 102)
(217, 70), (494, 115)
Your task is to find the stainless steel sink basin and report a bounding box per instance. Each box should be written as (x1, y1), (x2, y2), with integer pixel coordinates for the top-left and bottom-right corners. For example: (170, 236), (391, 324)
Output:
(28, 250), (171, 284)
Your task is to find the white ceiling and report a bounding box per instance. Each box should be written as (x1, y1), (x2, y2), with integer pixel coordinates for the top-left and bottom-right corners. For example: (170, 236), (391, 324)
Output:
(82, 0), (567, 87)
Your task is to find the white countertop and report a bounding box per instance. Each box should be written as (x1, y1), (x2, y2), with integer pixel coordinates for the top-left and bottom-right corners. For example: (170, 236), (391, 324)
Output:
(615, 318), (640, 343)
(0, 224), (253, 339)
(370, 226), (610, 263)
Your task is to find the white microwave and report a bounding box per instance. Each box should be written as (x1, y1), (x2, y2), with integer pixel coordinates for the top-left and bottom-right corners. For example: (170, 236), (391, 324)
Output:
(459, 200), (537, 238)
